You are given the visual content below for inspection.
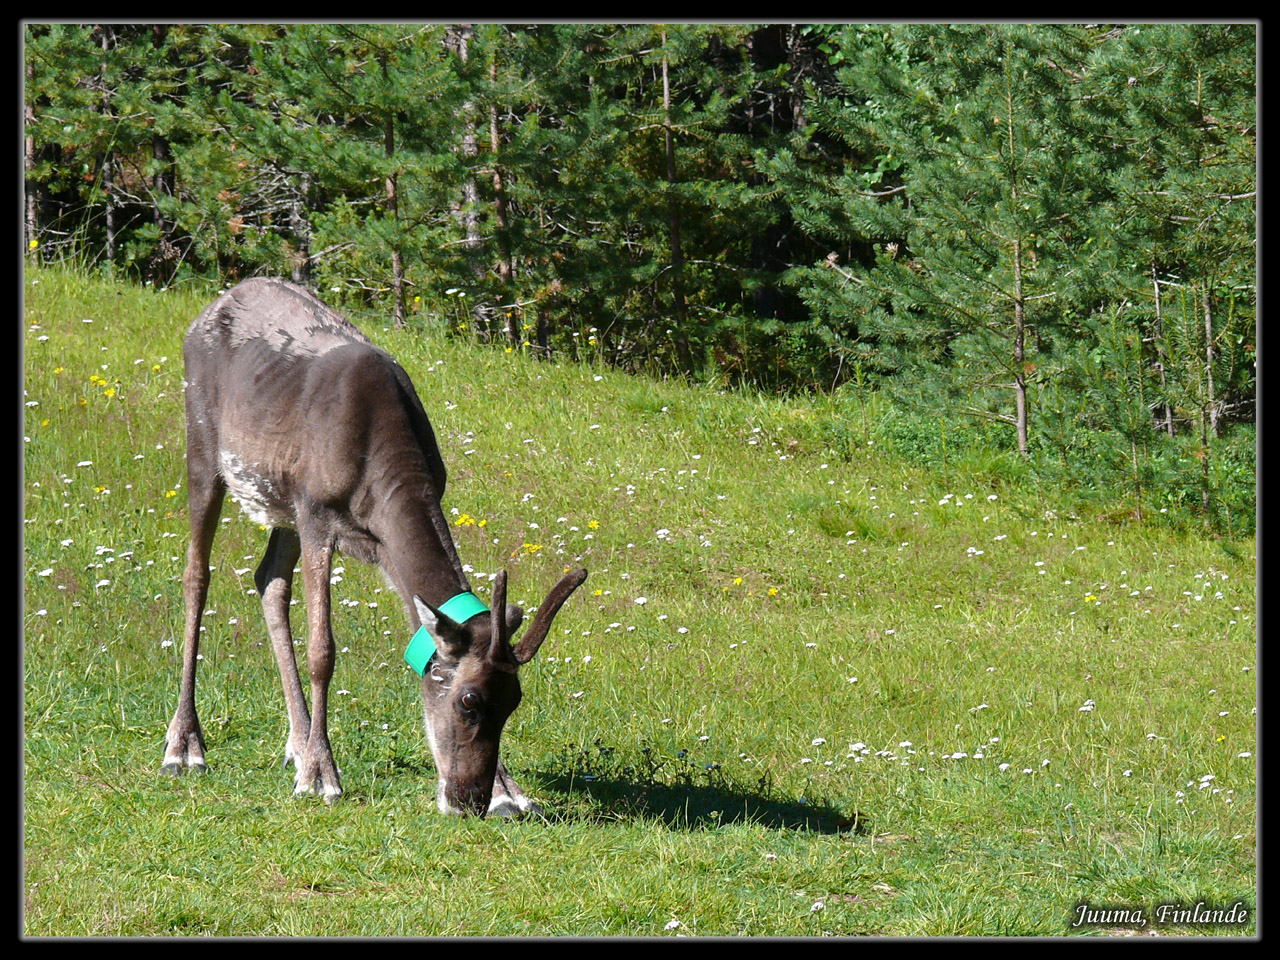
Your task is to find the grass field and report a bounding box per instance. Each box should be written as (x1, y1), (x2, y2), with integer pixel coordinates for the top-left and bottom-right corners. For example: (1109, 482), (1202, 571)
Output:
(23, 264), (1256, 937)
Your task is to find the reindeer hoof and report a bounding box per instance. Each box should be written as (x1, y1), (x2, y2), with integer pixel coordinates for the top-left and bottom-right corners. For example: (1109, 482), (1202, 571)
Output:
(487, 794), (544, 819)
(161, 757), (207, 776)
(161, 727), (207, 776)
(293, 774), (342, 803)
(161, 741), (207, 776)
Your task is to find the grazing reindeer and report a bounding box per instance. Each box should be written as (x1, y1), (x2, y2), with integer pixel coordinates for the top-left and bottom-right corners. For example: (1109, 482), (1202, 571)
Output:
(161, 278), (587, 816)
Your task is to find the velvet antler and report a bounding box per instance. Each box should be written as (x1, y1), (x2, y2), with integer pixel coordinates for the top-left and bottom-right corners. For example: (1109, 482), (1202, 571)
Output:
(512, 568), (588, 665)
(488, 569), (511, 664)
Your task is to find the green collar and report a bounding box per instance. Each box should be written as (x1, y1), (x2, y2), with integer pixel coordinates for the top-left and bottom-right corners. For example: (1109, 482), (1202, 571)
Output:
(404, 591), (490, 677)
(437, 591), (490, 625)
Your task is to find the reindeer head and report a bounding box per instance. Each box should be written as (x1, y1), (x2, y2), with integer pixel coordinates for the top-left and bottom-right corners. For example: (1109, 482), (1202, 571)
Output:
(412, 567), (587, 816)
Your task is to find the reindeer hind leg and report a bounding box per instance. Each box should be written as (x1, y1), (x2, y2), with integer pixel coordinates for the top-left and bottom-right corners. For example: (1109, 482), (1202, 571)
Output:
(292, 529), (343, 802)
(255, 528), (311, 773)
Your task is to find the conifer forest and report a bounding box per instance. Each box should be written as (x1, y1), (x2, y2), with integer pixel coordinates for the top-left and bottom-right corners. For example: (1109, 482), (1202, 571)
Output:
(23, 24), (1256, 532)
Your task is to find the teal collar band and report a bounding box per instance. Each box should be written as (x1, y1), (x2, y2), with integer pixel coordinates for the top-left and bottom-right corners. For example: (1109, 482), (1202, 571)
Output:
(404, 591), (490, 677)
(438, 591), (490, 625)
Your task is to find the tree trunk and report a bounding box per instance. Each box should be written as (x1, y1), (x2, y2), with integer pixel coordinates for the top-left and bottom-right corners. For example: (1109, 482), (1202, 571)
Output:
(381, 52), (405, 326)
(102, 153), (116, 266)
(1200, 391), (1212, 520)
(662, 34), (694, 375)
(152, 135), (172, 217)
(1004, 50), (1028, 455)
(150, 26), (173, 241)
(1012, 237), (1028, 455)
(787, 24), (809, 130)
(99, 26), (116, 270)
(1187, 281), (1211, 521)
(1204, 283), (1218, 437)
(537, 297), (553, 361)
(490, 58), (518, 347)
(25, 56), (39, 258)
(1152, 264), (1175, 436)
(289, 172), (312, 285)
(384, 147), (405, 326)
(449, 25), (487, 339)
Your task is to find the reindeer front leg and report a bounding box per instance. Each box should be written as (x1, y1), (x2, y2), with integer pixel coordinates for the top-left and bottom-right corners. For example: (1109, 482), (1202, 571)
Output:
(295, 535), (342, 802)
(161, 472), (225, 775)
(487, 759), (544, 818)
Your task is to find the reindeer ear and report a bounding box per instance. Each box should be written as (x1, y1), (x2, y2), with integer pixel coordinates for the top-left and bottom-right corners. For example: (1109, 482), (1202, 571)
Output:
(505, 604), (525, 636)
(488, 571), (511, 664)
(413, 595), (471, 664)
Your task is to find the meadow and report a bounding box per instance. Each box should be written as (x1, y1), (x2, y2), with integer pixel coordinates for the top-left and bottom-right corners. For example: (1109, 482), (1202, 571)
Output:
(23, 265), (1256, 936)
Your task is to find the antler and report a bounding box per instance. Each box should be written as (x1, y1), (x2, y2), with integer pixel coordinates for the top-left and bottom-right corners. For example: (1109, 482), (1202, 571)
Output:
(512, 568), (588, 665)
(488, 569), (511, 664)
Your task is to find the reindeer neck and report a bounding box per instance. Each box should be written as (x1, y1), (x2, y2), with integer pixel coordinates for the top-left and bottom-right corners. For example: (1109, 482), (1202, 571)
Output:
(368, 472), (477, 622)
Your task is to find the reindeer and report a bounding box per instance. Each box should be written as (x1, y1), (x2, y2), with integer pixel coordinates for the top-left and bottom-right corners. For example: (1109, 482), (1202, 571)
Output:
(161, 278), (586, 816)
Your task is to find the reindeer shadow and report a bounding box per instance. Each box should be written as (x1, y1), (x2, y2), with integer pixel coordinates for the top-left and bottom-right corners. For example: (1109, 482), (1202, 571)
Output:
(529, 769), (866, 835)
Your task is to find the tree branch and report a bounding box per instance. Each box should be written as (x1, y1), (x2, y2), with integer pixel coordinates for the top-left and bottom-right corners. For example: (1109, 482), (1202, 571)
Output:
(857, 184), (907, 198)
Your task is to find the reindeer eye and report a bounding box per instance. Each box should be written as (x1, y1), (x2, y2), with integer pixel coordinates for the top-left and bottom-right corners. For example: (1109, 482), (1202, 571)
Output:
(460, 691), (481, 714)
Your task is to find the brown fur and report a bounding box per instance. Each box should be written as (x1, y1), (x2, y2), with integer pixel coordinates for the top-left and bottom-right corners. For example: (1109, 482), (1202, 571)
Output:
(162, 279), (586, 814)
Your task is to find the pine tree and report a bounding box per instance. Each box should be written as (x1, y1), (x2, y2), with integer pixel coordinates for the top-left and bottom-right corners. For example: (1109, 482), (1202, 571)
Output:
(24, 24), (138, 268)
(219, 24), (469, 314)
(1083, 23), (1255, 526)
(783, 24), (1100, 453)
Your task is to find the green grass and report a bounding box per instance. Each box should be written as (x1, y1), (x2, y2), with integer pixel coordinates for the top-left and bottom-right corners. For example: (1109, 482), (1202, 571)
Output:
(23, 264), (1256, 936)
